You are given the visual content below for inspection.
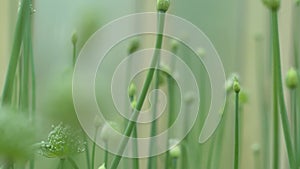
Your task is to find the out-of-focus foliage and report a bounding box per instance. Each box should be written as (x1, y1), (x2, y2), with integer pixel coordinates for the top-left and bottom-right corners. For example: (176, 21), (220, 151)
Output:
(0, 107), (36, 161)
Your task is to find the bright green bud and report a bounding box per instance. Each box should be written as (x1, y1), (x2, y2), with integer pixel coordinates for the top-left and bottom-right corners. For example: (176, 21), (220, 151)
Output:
(128, 38), (140, 54)
(262, 0), (280, 10)
(128, 83), (137, 98)
(233, 78), (241, 93)
(72, 31), (78, 45)
(131, 100), (137, 109)
(170, 145), (181, 159)
(286, 67), (298, 89)
(225, 73), (239, 93)
(157, 0), (170, 12)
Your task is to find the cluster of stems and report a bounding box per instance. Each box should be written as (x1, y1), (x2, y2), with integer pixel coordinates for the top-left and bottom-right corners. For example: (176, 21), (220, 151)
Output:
(262, 1), (297, 168)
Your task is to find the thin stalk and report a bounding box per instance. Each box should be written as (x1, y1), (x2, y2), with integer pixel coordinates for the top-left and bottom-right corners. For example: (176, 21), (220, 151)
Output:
(271, 11), (280, 169)
(180, 108), (190, 169)
(57, 159), (65, 169)
(132, 125), (139, 169)
(147, 63), (161, 169)
(73, 40), (77, 66)
(165, 45), (178, 169)
(83, 136), (91, 169)
(104, 142), (108, 169)
(20, 0), (31, 114)
(206, 138), (216, 169)
(273, 80), (279, 169)
(1, 0), (27, 106)
(291, 90), (298, 167)
(108, 11), (166, 169)
(254, 35), (270, 169)
(172, 158), (177, 169)
(129, 95), (139, 169)
(29, 17), (36, 121)
(67, 157), (80, 169)
(180, 142), (189, 169)
(253, 151), (262, 169)
(234, 92), (240, 169)
(292, 5), (300, 168)
(165, 74), (175, 169)
(129, 91), (139, 169)
(91, 128), (99, 169)
(211, 97), (229, 169)
(28, 1), (36, 168)
(271, 10), (296, 169)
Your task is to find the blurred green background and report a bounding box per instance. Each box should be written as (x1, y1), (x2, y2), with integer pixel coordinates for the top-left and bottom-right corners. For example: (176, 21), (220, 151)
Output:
(0, 0), (299, 169)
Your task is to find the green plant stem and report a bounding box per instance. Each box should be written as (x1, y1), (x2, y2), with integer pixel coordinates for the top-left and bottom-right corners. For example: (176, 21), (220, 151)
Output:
(132, 125), (139, 169)
(254, 35), (270, 169)
(29, 27), (36, 121)
(271, 10), (297, 169)
(57, 159), (65, 169)
(253, 152), (262, 169)
(104, 142), (108, 169)
(92, 128), (99, 169)
(165, 46), (177, 169)
(84, 135), (91, 169)
(172, 158), (177, 169)
(292, 10), (300, 166)
(271, 13), (280, 169)
(1, 0), (27, 106)
(206, 138), (216, 169)
(234, 92), (240, 169)
(20, 0), (31, 115)
(73, 41), (77, 67)
(180, 142), (189, 169)
(291, 90), (298, 167)
(108, 11), (166, 169)
(211, 97), (229, 169)
(67, 157), (80, 169)
(147, 63), (161, 169)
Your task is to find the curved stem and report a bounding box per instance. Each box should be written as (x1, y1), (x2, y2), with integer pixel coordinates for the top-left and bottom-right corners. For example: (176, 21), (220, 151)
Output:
(271, 10), (296, 169)
(108, 11), (166, 169)
(234, 92), (240, 169)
